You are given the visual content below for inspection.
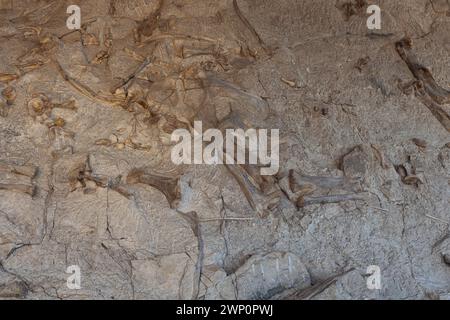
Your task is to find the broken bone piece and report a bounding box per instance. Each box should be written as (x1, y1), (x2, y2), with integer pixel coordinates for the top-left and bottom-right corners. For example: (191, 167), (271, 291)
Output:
(413, 81), (450, 132)
(206, 75), (269, 121)
(297, 192), (368, 208)
(289, 170), (361, 194)
(0, 73), (19, 84)
(340, 145), (369, 178)
(0, 161), (37, 196)
(281, 77), (297, 88)
(0, 162), (37, 178)
(217, 110), (281, 216)
(395, 38), (450, 132)
(370, 144), (390, 169)
(395, 164), (423, 187)
(396, 38), (450, 105)
(225, 164), (280, 218)
(127, 169), (181, 208)
(232, 0), (269, 55)
(0, 183), (35, 196)
(272, 268), (355, 300)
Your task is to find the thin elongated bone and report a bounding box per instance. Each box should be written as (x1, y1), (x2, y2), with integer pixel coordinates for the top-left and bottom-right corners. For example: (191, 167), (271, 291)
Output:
(55, 61), (126, 108)
(208, 75), (268, 105)
(371, 144), (389, 169)
(232, 0), (268, 53)
(142, 33), (218, 44)
(198, 217), (254, 222)
(225, 164), (262, 211)
(395, 38), (450, 132)
(0, 163), (36, 196)
(82, 173), (133, 199)
(218, 111), (281, 217)
(298, 192), (368, 207)
(225, 164), (279, 217)
(109, 185), (133, 199)
(271, 268), (355, 300)
(0, 172), (32, 186)
(206, 75), (269, 116)
(109, 57), (152, 93)
(0, 163), (37, 178)
(51, 100), (77, 111)
(0, 183), (35, 196)
(413, 81), (450, 132)
(242, 164), (278, 194)
(127, 169), (181, 208)
(289, 170), (361, 193)
(425, 214), (449, 225)
(396, 38), (450, 105)
(176, 210), (204, 300)
(15, 60), (47, 75)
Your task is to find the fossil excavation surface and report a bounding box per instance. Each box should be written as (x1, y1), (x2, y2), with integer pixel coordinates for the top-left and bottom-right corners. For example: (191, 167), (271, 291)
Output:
(0, 0), (449, 300)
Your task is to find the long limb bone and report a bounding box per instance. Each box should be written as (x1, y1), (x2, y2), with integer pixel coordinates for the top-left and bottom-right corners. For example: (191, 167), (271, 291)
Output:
(219, 112), (281, 217)
(0, 163), (37, 178)
(271, 268), (355, 300)
(206, 75), (269, 118)
(232, 0), (268, 54)
(225, 163), (279, 218)
(396, 38), (450, 105)
(0, 163), (37, 196)
(289, 170), (361, 193)
(413, 81), (450, 132)
(0, 183), (35, 196)
(55, 60), (126, 108)
(298, 193), (368, 208)
(395, 38), (450, 132)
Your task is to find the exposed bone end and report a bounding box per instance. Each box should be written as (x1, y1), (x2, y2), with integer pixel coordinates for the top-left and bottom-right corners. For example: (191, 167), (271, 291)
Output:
(0, 163), (38, 178)
(0, 183), (36, 196)
(126, 169), (144, 185)
(395, 37), (412, 51)
(12, 165), (38, 179)
(288, 170), (317, 195)
(127, 169), (181, 209)
(225, 164), (281, 218)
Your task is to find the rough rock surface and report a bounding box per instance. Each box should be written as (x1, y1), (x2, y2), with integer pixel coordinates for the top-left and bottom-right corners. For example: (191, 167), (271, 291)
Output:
(0, 0), (449, 300)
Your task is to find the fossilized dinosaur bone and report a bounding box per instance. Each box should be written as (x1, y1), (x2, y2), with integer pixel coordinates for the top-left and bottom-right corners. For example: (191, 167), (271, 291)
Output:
(298, 193), (368, 208)
(395, 38), (450, 132)
(0, 163), (37, 178)
(225, 163), (280, 217)
(271, 268), (355, 300)
(279, 169), (366, 208)
(219, 111), (281, 217)
(127, 168), (181, 209)
(0, 162), (37, 196)
(289, 170), (361, 193)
